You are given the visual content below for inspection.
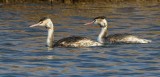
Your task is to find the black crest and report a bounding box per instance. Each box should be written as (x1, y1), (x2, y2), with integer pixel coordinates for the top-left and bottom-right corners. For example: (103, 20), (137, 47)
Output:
(94, 16), (106, 20)
(39, 17), (50, 22)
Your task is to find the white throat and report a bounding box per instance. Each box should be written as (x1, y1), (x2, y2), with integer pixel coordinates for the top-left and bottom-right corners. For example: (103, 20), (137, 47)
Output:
(47, 21), (54, 47)
(97, 27), (107, 43)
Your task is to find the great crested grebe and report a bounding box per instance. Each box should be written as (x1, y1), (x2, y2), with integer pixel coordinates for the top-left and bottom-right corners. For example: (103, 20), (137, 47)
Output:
(84, 16), (152, 44)
(30, 17), (102, 48)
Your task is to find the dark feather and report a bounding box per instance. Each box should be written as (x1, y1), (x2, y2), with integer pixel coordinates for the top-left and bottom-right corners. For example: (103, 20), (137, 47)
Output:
(105, 33), (133, 43)
(39, 17), (49, 22)
(54, 36), (89, 47)
(94, 16), (106, 20)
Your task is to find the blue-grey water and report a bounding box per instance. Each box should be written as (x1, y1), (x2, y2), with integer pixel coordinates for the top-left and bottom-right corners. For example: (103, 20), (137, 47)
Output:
(0, 2), (160, 77)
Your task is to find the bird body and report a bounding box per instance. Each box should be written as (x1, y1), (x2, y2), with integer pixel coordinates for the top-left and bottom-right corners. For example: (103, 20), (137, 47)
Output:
(54, 36), (102, 47)
(105, 33), (151, 43)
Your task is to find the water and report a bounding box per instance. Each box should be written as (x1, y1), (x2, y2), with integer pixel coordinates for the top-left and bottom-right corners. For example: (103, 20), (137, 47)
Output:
(0, 2), (160, 77)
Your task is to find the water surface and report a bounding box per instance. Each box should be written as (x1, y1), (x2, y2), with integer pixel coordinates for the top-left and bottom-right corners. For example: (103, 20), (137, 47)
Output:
(0, 2), (160, 77)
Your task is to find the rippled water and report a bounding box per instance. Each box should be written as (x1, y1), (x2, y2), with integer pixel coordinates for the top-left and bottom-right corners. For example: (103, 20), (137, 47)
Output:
(0, 2), (160, 77)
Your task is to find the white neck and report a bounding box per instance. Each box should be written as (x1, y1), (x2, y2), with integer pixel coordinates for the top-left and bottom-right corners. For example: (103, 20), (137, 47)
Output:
(97, 26), (107, 43)
(47, 22), (54, 48)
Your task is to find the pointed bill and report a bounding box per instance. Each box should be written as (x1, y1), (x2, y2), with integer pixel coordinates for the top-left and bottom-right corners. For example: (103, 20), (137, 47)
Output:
(29, 23), (41, 27)
(84, 21), (95, 25)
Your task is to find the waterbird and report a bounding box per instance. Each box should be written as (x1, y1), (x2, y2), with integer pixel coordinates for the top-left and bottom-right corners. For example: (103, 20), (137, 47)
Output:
(84, 16), (152, 44)
(30, 17), (102, 48)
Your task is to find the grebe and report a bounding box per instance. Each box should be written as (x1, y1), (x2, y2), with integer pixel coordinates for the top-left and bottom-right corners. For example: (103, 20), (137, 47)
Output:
(84, 16), (152, 44)
(30, 17), (102, 48)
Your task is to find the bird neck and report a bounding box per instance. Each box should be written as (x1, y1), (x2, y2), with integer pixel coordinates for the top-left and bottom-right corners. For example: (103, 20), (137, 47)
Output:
(47, 23), (54, 48)
(98, 26), (108, 43)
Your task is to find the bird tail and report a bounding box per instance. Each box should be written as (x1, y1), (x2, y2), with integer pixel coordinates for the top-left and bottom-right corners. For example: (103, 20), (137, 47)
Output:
(137, 39), (152, 43)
